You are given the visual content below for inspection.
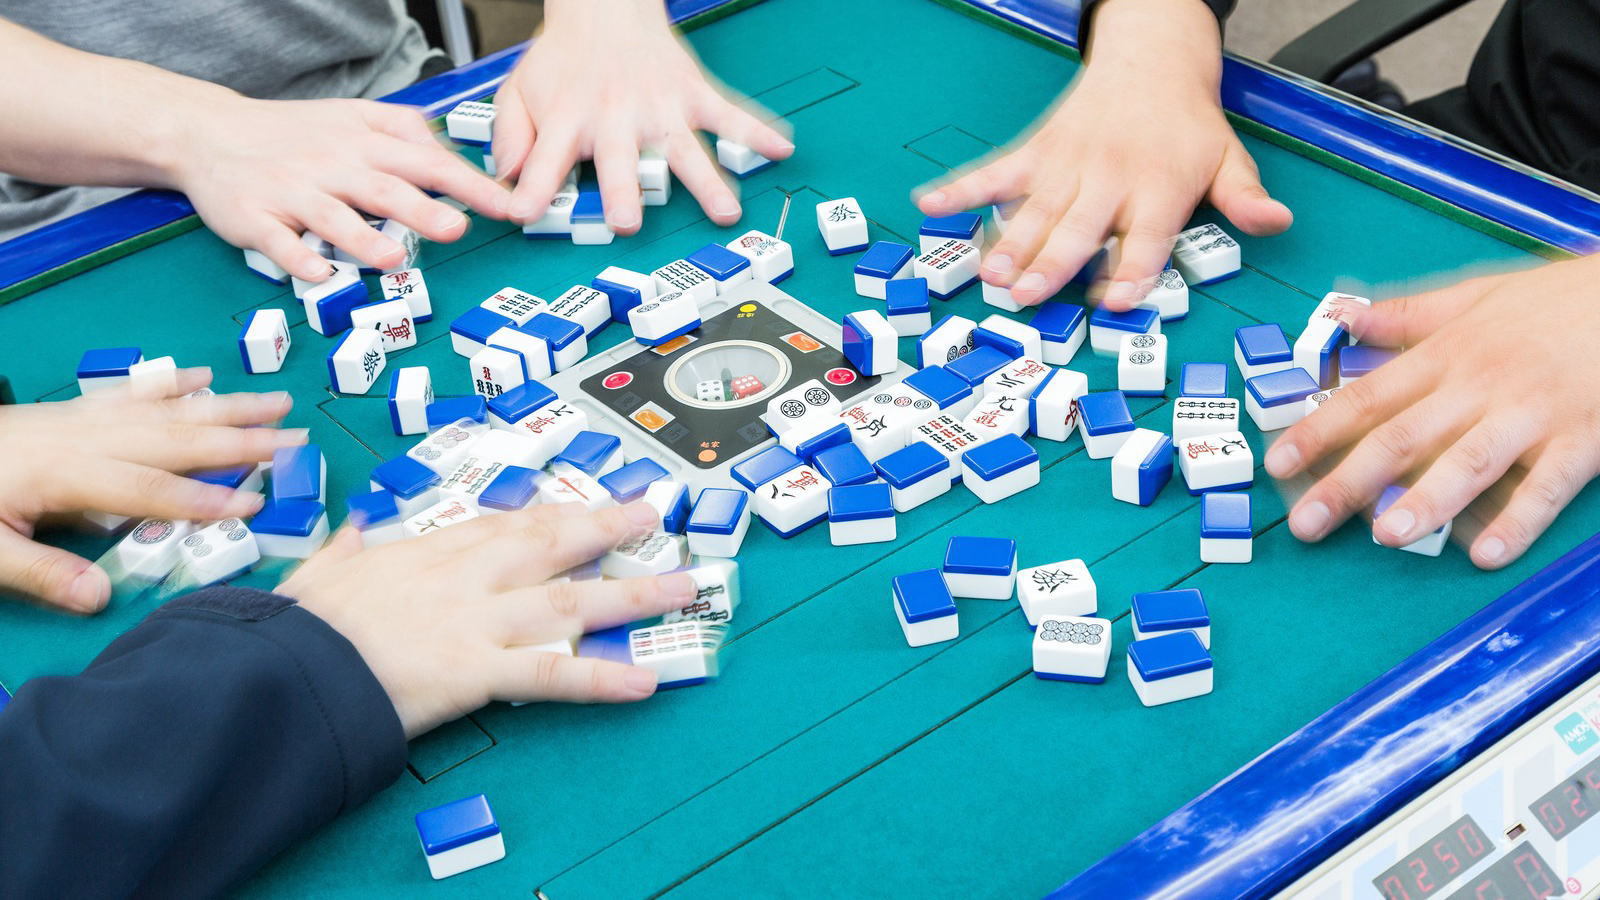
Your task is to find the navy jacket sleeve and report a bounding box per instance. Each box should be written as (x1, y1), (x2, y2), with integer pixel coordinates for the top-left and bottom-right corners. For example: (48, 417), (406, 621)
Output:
(0, 586), (407, 898)
(1077, 0), (1235, 50)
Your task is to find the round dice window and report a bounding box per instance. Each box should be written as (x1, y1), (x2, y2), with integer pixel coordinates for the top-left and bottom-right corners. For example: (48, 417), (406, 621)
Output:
(665, 340), (792, 410)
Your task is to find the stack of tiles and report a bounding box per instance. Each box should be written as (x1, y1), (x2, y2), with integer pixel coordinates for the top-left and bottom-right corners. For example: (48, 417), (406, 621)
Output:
(1233, 323), (1294, 381)
(1032, 617), (1113, 683)
(1127, 631), (1214, 707)
(1088, 306), (1159, 355)
(892, 569), (958, 647)
(592, 266), (657, 323)
(1111, 428), (1174, 506)
(853, 241), (915, 299)
(942, 537), (1017, 599)
(415, 794), (504, 880)
(904, 365), (978, 419)
(973, 315), (1042, 362)
(885, 277), (933, 336)
(662, 560), (740, 625)
(579, 621), (723, 688)
(915, 239), (980, 298)
(250, 500), (329, 559)
(816, 197), (869, 254)
(1130, 588), (1211, 647)
(726, 230), (794, 284)
(1199, 492), (1252, 563)
(686, 487), (752, 558)
(1295, 292), (1371, 388)
(380, 268), (433, 322)
(371, 457), (442, 518)
(1171, 223), (1241, 285)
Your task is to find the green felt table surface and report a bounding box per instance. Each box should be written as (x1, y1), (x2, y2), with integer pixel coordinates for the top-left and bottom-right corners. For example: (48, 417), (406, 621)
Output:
(1, 0), (1596, 896)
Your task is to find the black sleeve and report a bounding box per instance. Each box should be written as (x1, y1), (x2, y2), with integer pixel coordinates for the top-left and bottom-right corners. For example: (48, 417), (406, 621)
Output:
(1077, 0), (1235, 51)
(0, 586), (407, 898)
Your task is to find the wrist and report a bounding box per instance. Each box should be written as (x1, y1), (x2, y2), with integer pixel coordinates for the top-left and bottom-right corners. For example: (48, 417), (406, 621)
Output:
(544, 0), (669, 34)
(1085, 0), (1222, 94)
(142, 79), (246, 191)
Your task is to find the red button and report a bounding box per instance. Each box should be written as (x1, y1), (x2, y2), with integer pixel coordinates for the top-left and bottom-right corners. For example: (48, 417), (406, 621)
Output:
(825, 367), (857, 386)
(602, 371), (633, 389)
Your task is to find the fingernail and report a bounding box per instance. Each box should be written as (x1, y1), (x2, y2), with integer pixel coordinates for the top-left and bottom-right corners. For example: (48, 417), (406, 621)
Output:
(435, 210), (467, 232)
(1477, 536), (1507, 566)
(776, 137), (795, 153)
(923, 190), (946, 207)
(1102, 281), (1136, 307)
(712, 200), (740, 219)
(1379, 507), (1416, 542)
(623, 666), (659, 697)
(1013, 272), (1046, 296)
(983, 253), (1014, 277)
(658, 572), (697, 602)
(261, 391), (292, 408)
(609, 216), (640, 232)
(227, 491), (267, 515)
(1291, 501), (1331, 540)
(68, 566), (110, 613)
(273, 428), (311, 446)
(622, 502), (660, 528)
(1264, 442), (1301, 478)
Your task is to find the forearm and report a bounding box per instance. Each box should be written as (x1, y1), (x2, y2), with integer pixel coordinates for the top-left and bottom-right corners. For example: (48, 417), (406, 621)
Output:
(0, 17), (236, 189)
(1081, 0), (1227, 96)
(542, 0), (672, 33)
(0, 586), (406, 896)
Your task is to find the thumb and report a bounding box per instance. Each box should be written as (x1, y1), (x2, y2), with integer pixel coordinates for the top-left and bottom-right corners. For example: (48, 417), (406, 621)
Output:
(1344, 280), (1487, 348)
(0, 529), (110, 613)
(1207, 139), (1293, 237)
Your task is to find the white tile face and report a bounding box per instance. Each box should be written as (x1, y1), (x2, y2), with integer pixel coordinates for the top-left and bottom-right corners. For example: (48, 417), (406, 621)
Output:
(962, 394), (1029, 441)
(402, 498), (480, 538)
(1171, 223), (1241, 285)
(600, 531), (688, 578)
(1309, 291), (1371, 326)
(628, 622), (721, 684)
(377, 219), (420, 274)
(546, 285), (611, 336)
(766, 379), (843, 438)
(1031, 369), (1088, 442)
(330, 330), (387, 395)
(628, 290), (701, 344)
(469, 346), (526, 400)
(726, 230), (794, 283)
(976, 315), (1042, 362)
(816, 197), (868, 252)
(175, 518), (261, 588)
(751, 466), (831, 535)
(1111, 428), (1169, 505)
(716, 138), (772, 175)
(439, 456), (508, 507)
(1303, 387), (1342, 420)
(481, 287), (546, 326)
(1143, 268), (1190, 320)
(829, 515), (896, 546)
(915, 240), (980, 296)
(522, 189), (576, 236)
(244, 248), (289, 283)
(652, 260), (716, 306)
(1200, 535), (1253, 564)
(1033, 616), (1113, 681)
(982, 357), (1050, 399)
(474, 431), (544, 469)
(241, 308), (291, 374)
(982, 281), (1023, 312)
(124, 356), (178, 398)
(445, 100), (495, 142)
(1117, 333), (1167, 395)
(424, 832), (506, 880)
(487, 327), (553, 381)
(1176, 431), (1254, 493)
(1172, 397), (1240, 441)
(408, 418), (488, 473)
(836, 386), (935, 461)
(1016, 559), (1095, 626)
(637, 152), (669, 192)
(504, 401), (587, 463)
(1128, 656), (1214, 707)
(380, 268), (432, 322)
(964, 459), (1040, 504)
(538, 467), (615, 510)
(351, 298), (418, 352)
(912, 415), (986, 481)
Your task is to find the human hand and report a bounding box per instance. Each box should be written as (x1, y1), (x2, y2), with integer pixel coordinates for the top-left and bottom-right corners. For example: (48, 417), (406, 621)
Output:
(277, 501), (698, 738)
(174, 96), (512, 281)
(492, 0), (793, 233)
(1264, 256), (1600, 569)
(0, 369), (298, 612)
(917, 0), (1290, 309)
